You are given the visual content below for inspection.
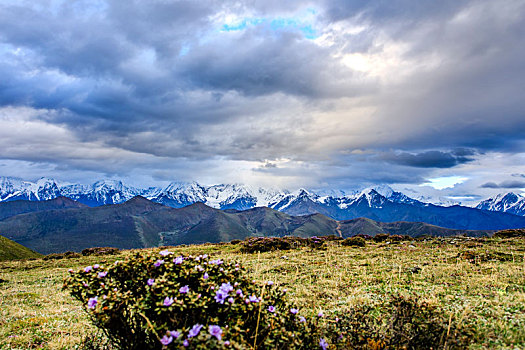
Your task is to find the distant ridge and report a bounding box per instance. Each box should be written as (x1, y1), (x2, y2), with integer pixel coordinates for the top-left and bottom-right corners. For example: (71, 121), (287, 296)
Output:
(0, 177), (524, 230)
(0, 196), (87, 220)
(0, 197), (489, 254)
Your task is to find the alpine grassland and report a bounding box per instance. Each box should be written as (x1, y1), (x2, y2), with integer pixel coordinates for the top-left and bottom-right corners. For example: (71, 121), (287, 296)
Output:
(1, 236), (524, 349)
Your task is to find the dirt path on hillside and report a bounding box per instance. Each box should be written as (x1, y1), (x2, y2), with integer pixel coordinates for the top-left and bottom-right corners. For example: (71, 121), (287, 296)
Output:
(335, 222), (342, 238)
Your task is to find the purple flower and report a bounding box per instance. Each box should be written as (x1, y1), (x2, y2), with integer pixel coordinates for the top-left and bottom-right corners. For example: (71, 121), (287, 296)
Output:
(236, 289), (243, 297)
(224, 341), (230, 346)
(97, 271), (107, 278)
(195, 265), (204, 272)
(170, 330), (181, 339)
(228, 297), (234, 304)
(268, 305), (275, 313)
(179, 285), (189, 294)
(163, 297), (174, 306)
(299, 316), (306, 323)
(267, 281), (274, 286)
(215, 290), (228, 304)
(203, 272), (209, 280)
(93, 264), (100, 269)
(209, 325), (222, 340)
(159, 250), (172, 256)
(160, 335), (173, 345)
(68, 269), (74, 273)
(318, 311), (324, 317)
(210, 259), (223, 265)
(174, 256), (184, 264)
(82, 282), (89, 287)
(87, 296), (98, 309)
(320, 338), (328, 350)
(188, 324), (203, 338)
(147, 278), (155, 286)
(290, 308), (299, 315)
(183, 339), (189, 347)
(154, 259), (164, 267)
(248, 295), (259, 303)
(84, 266), (93, 272)
(202, 254), (208, 259)
(219, 282), (233, 293)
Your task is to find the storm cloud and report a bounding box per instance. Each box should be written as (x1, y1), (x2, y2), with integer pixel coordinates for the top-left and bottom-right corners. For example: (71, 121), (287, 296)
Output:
(481, 180), (525, 189)
(0, 0), (524, 200)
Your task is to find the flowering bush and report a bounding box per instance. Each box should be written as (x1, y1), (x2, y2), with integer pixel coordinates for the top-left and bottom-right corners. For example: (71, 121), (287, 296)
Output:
(64, 250), (330, 349)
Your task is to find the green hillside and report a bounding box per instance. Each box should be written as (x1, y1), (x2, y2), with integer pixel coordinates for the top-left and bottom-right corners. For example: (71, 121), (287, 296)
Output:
(0, 234), (41, 261)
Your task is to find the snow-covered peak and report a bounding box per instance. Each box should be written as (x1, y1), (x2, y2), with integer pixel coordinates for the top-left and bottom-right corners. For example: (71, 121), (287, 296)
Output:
(416, 196), (463, 207)
(289, 188), (317, 199)
(0, 176), (61, 201)
(476, 192), (525, 216)
(206, 183), (254, 208)
(163, 181), (205, 194)
(354, 188), (387, 207)
(365, 184), (394, 198)
(92, 180), (125, 192)
(154, 181), (207, 206)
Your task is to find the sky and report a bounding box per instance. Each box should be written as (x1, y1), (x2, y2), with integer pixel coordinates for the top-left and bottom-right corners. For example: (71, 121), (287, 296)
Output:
(0, 0), (524, 203)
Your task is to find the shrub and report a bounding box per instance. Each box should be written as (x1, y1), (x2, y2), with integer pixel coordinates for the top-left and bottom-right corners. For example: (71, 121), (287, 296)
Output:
(493, 229), (525, 238)
(330, 295), (474, 350)
(341, 237), (366, 247)
(240, 236), (330, 253)
(321, 235), (344, 241)
(353, 234), (373, 240)
(373, 234), (390, 242)
(81, 247), (120, 256)
(64, 250), (323, 349)
(229, 239), (242, 245)
(43, 251), (81, 260)
(388, 235), (405, 242)
(240, 237), (293, 253)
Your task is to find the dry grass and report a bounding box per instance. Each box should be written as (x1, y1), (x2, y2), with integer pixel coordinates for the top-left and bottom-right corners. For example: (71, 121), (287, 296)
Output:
(1, 237), (524, 349)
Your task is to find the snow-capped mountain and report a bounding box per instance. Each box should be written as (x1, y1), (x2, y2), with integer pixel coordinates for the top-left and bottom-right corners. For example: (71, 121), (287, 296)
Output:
(476, 192), (525, 216)
(61, 180), (142, 206)
(152, 182), (289, 210)
(0, 177), (61, 201)
(2, 177), (525, 230)
(2, 176), (525, 221)
(152, 181), (207, 208)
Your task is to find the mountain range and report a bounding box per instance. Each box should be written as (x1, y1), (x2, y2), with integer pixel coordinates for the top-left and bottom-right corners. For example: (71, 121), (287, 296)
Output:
(0, 177), (524, 230)
(0, 196), (487, 254)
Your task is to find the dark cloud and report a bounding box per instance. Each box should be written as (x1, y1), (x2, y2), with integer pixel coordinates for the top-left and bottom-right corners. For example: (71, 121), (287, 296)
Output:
(323, 0), (467, 23)
(178, 29), (364, 98)
(380, 149), (476, 168)
(481, 180), (525, 189)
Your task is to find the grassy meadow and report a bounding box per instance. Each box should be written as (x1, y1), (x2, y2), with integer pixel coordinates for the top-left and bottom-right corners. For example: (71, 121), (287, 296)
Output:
(1, 237), (524, 349)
